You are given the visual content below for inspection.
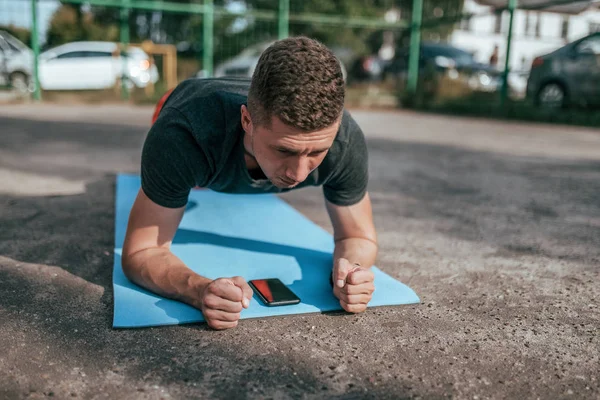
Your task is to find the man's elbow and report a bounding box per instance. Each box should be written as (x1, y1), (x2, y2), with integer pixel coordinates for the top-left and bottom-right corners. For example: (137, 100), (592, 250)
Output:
(121, 246), (167, 282)
(121, 252), (137, 281)
(120, 248), (148, 282)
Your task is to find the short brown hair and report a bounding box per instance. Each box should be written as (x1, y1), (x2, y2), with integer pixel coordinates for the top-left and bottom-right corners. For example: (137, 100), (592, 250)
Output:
(247, 36), (345, 132)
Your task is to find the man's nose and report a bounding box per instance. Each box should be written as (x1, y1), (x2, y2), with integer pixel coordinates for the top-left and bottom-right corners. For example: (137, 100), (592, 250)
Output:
(286, 156), (312, 182)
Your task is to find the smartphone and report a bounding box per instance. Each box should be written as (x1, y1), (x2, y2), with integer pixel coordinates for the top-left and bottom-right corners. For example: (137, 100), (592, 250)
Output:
(249, 278), (301, 306)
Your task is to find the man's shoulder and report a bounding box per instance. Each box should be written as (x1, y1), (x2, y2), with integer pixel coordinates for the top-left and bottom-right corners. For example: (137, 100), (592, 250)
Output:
(316, 109), (365, 181)
(157, 77), (249, 140)
(333, 109), (365, 150)
(316, 109), (368, 206)
(163, 77), (250, 117)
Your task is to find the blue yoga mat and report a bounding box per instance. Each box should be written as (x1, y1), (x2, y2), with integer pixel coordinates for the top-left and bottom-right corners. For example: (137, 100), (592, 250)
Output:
(113, 174), (420, 328)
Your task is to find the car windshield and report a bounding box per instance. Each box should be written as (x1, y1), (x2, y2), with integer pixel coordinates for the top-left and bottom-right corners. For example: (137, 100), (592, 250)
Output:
(0, 31), (27, 52)
(424, 45), (475, 65)
(577, 36), (600, 55)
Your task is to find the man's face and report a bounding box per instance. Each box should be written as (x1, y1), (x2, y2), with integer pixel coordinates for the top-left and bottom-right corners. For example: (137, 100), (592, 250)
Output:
(241, 105), (339, 189)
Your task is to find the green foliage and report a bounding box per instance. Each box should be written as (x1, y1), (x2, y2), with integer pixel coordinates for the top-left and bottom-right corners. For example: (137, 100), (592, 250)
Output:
(45, 4), (119, 48)
(288, 0), (392, 57)
(420, 0), (465, 43)
(43, 0), (464, 68)
(0, 24), (31, 46)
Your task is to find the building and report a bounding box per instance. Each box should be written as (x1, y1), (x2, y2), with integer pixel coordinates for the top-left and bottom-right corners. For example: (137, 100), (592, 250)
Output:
(450, 0), (600, 72)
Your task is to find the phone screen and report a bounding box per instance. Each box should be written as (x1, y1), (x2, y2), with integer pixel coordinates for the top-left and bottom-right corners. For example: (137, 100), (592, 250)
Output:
(249, 278), (300, 306)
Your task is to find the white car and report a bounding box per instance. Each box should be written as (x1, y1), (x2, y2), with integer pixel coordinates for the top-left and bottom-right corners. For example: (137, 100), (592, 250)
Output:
(6, 41), (159, 93)
(0, 30), (33, 88)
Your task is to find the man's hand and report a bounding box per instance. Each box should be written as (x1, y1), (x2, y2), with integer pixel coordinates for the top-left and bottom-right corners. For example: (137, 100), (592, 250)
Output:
(332, 258), (375, 313)
(200, 276), (253, 330)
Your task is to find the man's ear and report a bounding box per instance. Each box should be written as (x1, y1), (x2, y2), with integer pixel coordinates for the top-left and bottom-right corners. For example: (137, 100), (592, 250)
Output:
(240, 105), (252, 134)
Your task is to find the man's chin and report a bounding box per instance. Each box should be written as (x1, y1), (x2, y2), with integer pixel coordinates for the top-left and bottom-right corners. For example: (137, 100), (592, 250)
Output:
(274, 183), (299, 189)
(272, 177), (300, 189)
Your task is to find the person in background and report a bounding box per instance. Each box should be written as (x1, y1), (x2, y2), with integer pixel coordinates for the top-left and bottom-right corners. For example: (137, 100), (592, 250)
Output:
(489, 44), (500, 67)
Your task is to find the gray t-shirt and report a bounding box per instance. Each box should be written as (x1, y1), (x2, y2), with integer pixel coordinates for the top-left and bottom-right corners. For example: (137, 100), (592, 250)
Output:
(141, 77), (368, 208)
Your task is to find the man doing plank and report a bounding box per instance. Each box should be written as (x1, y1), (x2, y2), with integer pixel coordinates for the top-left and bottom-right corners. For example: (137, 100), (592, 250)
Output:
(122, 36), (378, 330)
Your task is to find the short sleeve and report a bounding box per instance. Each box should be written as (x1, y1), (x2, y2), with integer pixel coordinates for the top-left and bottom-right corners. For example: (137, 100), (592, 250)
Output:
(141, 107), (211, 208)
(322, 117), (369, 206)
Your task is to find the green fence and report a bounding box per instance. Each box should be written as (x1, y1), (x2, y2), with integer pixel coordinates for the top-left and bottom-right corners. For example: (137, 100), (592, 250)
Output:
(1, 0), (598, 126)
(0, 0), (417, 104)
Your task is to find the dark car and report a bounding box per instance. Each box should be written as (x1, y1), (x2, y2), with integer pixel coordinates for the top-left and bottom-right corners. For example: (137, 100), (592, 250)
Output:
(527, 32), (600, 108)
(347, 54), (386, 83)
(384, 42), (503, 94)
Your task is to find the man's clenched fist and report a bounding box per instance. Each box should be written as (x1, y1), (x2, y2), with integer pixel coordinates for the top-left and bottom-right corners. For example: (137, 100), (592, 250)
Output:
(200, 276), (253, 330)
(332, 258), (375, 313)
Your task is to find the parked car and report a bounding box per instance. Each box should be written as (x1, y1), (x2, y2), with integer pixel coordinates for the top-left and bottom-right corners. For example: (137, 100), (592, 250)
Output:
(347, 54), (386, 83)
(527, 32), (600, 108)
(209, 42), (272, 78)
(201, 41), (348, 81)
(384, 42), (503, 94)
(6, 41), (159, 94)
(0, 30), (33, 88)
(0, 42), (7, 87)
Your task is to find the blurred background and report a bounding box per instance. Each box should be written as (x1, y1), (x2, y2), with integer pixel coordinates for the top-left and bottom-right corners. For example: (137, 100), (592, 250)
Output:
(1, 0), (599, 126)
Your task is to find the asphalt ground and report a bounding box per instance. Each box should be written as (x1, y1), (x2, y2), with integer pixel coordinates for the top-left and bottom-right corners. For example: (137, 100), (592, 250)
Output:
(0, 104), (599, 399)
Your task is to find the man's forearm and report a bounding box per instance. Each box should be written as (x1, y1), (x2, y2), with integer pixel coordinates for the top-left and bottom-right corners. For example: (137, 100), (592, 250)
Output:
(333, 237), (378, 268)
(122, 248), (212, 309)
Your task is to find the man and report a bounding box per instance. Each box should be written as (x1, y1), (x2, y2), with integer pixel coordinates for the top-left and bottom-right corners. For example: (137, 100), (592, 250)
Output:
(122, 36), (378, 330)
(489, 44), (499, 67)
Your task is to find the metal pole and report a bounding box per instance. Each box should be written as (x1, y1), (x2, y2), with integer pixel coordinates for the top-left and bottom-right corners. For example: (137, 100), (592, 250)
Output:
(120, 0), (130, 100)
(278, 0), (289, 39)
(203, 0), (213, 77)
(407, 0), (423, 95)
(501, 0), (517, 108)
(30, 0), (41, 101)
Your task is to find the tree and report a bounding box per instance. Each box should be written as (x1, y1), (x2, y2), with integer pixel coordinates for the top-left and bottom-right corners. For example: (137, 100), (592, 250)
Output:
(90, 0), (464, 63)
(43, 0), (464, 69)
(45, 3), (119, 48)
(0, 25), (31, 46)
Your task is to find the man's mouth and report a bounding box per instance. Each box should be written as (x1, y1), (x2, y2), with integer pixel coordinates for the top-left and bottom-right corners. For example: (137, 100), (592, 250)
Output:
(278, 177), (299, 188)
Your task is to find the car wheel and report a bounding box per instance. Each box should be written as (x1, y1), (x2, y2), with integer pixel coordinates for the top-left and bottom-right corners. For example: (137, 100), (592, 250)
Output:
(537, 82), (566, 109)
(10, 72), (32, 97)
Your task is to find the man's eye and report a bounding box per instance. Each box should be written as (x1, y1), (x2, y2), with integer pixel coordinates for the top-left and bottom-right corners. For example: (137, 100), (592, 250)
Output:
(278, 148), (293, 155)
